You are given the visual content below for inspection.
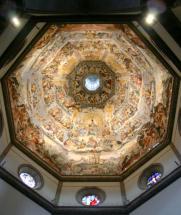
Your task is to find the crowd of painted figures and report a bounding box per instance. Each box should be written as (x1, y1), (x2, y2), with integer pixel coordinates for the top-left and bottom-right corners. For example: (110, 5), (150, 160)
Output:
(68, 60), (115, 108)
(6, 24), (173, 176)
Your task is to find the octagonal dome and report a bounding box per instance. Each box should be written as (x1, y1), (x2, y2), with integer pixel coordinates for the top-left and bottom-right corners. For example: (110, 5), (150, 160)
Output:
(2, 24), (177, 179)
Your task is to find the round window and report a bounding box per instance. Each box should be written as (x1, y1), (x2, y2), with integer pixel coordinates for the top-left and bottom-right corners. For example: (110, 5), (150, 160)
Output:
(138, 164), (163, 190)
(18, 165), (43, 190)
(20, 172), (37, 188)
(82, 194), (100, 206)
(76, 187), (105, 206)
(83, 74), (101, 92)
(147, 171), (162, 188)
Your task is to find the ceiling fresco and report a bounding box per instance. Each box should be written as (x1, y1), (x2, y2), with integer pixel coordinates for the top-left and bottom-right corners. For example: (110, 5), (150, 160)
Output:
(4, 24), (174, 177)
(68, 60), (115, 108)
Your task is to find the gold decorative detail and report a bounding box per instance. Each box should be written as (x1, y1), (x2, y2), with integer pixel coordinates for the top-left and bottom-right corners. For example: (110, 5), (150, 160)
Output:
(68, 61), (115, 108)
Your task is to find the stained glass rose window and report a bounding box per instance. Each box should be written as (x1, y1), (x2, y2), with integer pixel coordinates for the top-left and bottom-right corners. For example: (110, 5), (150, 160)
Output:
(82, 194), (100, 206)
(138, 164), (163, 190)
(18, 164), (43, 189)
(76, 187), (105, 206)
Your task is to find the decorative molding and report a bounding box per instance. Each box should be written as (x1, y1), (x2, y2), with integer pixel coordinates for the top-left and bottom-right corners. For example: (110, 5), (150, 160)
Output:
(120, 181), (129, 205)
(0, 165), (181, 214)
(52, 208), (129, 215)
(52, 181), (63, 206)
(170, 143), (181, 163)
(68, 60), (115, 108)
(0, 109), (3, 137)
(0, 143), (12, 164)
(177, 108), (181, 136)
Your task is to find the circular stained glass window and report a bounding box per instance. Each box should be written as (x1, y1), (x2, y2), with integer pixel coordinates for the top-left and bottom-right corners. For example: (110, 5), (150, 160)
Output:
(82, 194), (100, 206)
(18, 165), (43, 190)
(20, 172), (36, 188)
(147, 172), (162, 188)
(84, 74), (101, 92)
(76, 187), (105, 206)
(138, 164), (163, 190)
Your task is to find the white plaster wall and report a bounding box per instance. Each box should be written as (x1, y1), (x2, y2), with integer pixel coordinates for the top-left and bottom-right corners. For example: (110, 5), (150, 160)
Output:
(124, 146), (179, 202)
(130, 178), (181, 215)
(2, 146), (58, 202)
(59, 182), (122, 206)
(0, 178), (51, 215)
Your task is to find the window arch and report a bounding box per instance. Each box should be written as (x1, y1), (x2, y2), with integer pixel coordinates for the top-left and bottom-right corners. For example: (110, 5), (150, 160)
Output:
(76, 187), (106, 206)
(138, 164), (164, 190)
(18, 164), (44, 190)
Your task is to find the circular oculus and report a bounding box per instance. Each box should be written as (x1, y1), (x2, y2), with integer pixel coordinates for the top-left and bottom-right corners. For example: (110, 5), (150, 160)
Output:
(84, 74), (101, 92)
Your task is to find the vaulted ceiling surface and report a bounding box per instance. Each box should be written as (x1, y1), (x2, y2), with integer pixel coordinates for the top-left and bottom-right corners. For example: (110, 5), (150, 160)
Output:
(2, 24), (178, 179)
